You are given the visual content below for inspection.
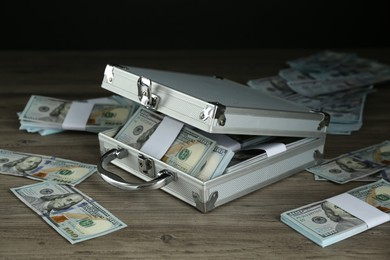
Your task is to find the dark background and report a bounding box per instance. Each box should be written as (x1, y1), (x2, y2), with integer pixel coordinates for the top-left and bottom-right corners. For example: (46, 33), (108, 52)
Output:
(1, 1), (389, 50)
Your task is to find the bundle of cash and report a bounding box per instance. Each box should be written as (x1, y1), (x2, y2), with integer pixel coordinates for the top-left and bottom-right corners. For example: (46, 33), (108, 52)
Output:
(0, 148), (96, 185)
(280, 179), (390, 247)
(195, 144), (234, 181)
(161, 126), (217, 176)
(306, 140), (390, 184)
(11, 181), (127, 244)
(19, 95), (137, 135)
(115, 106), (164, 150)
(247, 50), (390, 135)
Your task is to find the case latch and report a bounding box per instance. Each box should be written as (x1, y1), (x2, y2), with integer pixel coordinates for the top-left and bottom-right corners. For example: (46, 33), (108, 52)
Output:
(137, 77), (160, 109)
(138, 154), (156, 178)
(200, 102), (226, 126)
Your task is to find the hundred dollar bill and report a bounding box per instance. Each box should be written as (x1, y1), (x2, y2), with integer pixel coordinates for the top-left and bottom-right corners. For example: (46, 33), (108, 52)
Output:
(19, 95), (134, 133)
(306, 141), (389, 184)
(10, 181), (127, 244)
(161, 127), (216, 176)
(115, 106), (164, 149)
(0, 149), (96, 185)
(195, 145), (234, 181)
(280, 179), (390, 247)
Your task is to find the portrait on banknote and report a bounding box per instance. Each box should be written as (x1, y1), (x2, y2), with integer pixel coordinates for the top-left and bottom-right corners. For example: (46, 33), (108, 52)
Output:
(320, 201), (365, 232)
(22, 192), (84, 216)
(0, 154), (42, 176)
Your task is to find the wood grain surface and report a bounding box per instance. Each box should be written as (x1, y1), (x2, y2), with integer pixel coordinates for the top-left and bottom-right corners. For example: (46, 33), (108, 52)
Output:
(0, 49), (389, 259)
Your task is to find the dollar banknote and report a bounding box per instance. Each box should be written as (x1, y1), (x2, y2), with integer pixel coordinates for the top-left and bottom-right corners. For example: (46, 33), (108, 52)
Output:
(280, 179), (390, 247)
(161, 126), (216, 176)
(115, 106), (164, 149)
(0, 149), (96, 185)
(306, 141), (390, 184)
(11, 181), (127, 244)
(195, 145), (234, 181)
(19, 95), (135, 133)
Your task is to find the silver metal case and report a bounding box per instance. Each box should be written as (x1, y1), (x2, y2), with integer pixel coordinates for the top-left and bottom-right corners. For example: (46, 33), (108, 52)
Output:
(97, 65), (328, 213)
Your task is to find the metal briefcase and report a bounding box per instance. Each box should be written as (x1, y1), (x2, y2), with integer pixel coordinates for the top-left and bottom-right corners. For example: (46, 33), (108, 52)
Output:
(97, 64), (328, 213)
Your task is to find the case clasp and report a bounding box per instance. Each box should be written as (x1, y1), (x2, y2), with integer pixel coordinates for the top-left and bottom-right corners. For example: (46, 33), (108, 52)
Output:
(200, 102), (226, 126)
(137, 76), (160, 109)
(138, 154), (156, 178)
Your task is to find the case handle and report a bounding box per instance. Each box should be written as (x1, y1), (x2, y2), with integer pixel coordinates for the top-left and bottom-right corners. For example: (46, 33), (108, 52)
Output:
(97, 148), (175, 191)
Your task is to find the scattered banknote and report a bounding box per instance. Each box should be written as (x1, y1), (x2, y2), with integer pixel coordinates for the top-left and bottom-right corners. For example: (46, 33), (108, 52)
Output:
(280, 179), (390, 247)
(0, 149), (96, 185)
(19, 95), (136, 134)
(161, 126), (216, 176)
(306, 141), (390, 184)
(11, 181), (127, 244)
(194, 145), (234, 181)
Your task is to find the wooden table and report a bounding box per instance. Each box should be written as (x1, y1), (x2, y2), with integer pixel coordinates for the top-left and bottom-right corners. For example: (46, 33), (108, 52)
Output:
(1, 49), (389, 259)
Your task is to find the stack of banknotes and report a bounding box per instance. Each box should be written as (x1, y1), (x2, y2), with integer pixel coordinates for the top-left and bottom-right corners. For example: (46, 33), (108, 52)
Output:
(247, 50), (390, 135)
(113, 106), (288, 181)
(18, 95), (138, 135)
(114, 106), (236, 181)
(1, 148), (127, 243)
(280, 179), (390, 247)
(306, 140), (390, 184)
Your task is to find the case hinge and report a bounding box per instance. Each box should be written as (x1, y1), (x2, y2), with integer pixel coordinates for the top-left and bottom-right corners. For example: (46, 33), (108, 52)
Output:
(138, 154), (156, 178)
(200, 102), (226, 126)
(137, 77), (160, 109)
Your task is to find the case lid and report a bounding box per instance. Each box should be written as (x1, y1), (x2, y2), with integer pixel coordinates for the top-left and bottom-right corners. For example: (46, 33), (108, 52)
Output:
(102, 64), (328, 138)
